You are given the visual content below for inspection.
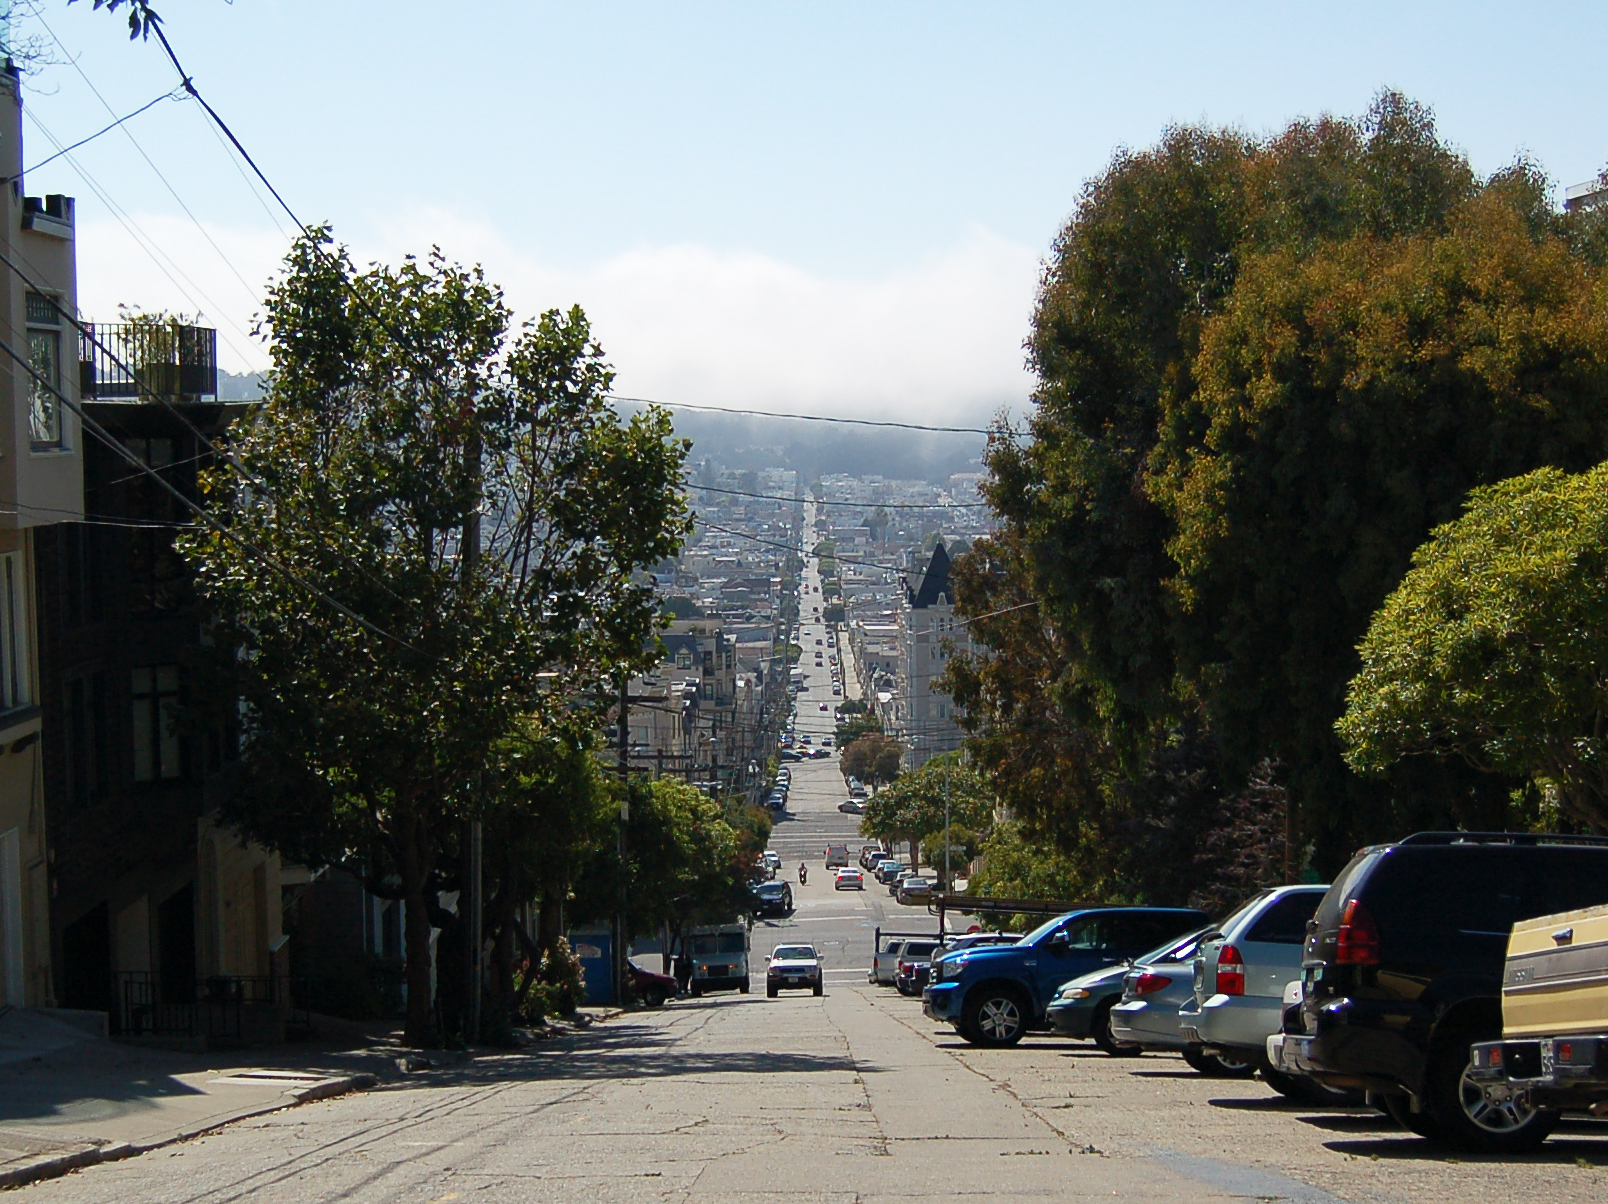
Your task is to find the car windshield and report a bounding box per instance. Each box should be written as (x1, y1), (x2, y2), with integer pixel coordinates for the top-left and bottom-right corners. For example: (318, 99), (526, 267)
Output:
(757, 883), (785, 896)
(1142, 925), (1213, 965)
(902, 942), (938, 958)
(1022, 912), (1079, 946)
(772, 946), (816, 961)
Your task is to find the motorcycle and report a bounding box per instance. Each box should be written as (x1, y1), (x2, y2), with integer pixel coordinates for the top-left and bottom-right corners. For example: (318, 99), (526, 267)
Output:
(798, 864), (808, 885)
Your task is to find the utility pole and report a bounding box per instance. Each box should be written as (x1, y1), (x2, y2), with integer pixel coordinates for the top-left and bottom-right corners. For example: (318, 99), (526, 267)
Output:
(462, 426), (483, 1044)
(616, 674), (629, 1006)
(944, 760), (951, 892)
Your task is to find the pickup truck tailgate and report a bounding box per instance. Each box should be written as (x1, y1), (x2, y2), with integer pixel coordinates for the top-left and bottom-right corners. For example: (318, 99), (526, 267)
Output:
(1504, 903), (1608, 1039)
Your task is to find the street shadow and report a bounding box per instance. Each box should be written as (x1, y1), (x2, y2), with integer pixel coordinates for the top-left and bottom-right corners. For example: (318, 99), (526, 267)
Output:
(1129, 1070), (1210, 1079)
(365, 1019), (874, 1088)
(1322, 1133), (1608, 1162)
(0, 1040), (211, 1127)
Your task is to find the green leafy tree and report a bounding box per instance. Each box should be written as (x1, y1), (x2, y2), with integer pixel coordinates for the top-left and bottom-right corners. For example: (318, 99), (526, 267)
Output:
(953, 93), (1608, 881)
(841, 733), (903, 791)
(182, 230), (688, 1044)
(1339, 464), (1608, 832)
(860, 756), (993, 848)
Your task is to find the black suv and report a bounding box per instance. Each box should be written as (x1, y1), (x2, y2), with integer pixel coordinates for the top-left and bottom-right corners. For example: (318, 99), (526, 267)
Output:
(1285, 832), (1608, 1151)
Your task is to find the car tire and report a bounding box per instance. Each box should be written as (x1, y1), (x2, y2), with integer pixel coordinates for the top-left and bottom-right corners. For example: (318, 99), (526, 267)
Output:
(643, 988), (665, 1009)
(813, 983), (823, 997)
(1382, 1092), (1441, 1138)
(1182, 1045), (1256, 1078)
(1422, 1024), (1559, 1153)
(740, 978), (750, 994)
(767, 985), (778, 998)
(1091, 1000), (1142, 1057)
(961, 985), (1029, 1047)
(689, 983), (702, 998)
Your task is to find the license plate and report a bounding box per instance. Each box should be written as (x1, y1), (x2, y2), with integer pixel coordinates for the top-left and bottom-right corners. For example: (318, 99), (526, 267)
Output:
(1541, 1039), (1556, 1079)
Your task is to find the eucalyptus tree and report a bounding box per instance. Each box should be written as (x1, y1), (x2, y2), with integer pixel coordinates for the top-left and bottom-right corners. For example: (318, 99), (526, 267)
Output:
(182, 230), (688, 1044)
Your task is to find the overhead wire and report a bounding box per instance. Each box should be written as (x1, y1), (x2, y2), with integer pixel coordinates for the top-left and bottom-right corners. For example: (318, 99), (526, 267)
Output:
(687, 481), (988, 510)
(611, 395), (995, 435)
(0, 328), (419, 652)
(14, 84), (181, 178)
(34, 9), (267, 312)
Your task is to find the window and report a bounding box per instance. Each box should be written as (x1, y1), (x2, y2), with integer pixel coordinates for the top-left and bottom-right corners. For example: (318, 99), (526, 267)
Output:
(66, 671), (108, 808)
(0, 554), (29, 711)
(25, 292), (63, 448)
(675, 648), (693, 670)
(1246, 891), (1323, 945)
(131, 665), (181, 782)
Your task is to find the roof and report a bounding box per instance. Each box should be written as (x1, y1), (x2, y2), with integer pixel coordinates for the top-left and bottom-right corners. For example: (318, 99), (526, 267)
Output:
(906, 542), (952, 609)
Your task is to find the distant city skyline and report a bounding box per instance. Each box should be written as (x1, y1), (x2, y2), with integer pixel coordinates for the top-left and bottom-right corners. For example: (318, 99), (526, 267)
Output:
(16, 1), (1608, 423)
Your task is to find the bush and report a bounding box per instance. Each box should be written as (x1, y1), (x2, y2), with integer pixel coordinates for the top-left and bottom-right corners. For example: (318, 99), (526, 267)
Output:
(515, 937), (587, 1022)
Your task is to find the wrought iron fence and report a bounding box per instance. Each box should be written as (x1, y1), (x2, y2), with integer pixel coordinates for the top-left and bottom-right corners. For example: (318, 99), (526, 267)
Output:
(110, 972), (308, 1040)
(78, 322), (217, 402)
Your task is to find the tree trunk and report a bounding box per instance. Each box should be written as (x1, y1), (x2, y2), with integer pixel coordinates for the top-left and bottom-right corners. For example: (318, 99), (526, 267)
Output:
(395, 810), (439, 1047)
(536, 889), (564, 958)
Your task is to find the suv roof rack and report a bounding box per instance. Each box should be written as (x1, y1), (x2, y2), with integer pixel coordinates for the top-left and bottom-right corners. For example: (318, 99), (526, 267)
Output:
(1396, 830), (1608, 848)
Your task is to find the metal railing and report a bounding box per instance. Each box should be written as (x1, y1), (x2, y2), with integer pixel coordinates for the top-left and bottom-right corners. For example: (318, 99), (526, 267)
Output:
(78, 322), (217, 402)
(110, 972), (307, 1040)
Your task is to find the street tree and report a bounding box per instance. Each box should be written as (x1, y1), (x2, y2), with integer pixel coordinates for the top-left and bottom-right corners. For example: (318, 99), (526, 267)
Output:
(840, 733), (904, 791)
(182, 230), (689, 1044)
(1339, 464), (1608, 832)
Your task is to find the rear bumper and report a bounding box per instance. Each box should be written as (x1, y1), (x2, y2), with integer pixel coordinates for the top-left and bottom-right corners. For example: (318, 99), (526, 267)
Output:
(1180, 993), (1283, 1055)
(1288, 994), (1434, 1095)
(1110, 998), (1189, 1049)
(1469, 1034), (1608, 1106)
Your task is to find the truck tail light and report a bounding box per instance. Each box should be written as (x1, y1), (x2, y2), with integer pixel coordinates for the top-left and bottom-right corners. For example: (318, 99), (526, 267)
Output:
(1334, 900), (1381, 965)
(1215, 945), (1246, 996)
(1133, 972), (1172, 996)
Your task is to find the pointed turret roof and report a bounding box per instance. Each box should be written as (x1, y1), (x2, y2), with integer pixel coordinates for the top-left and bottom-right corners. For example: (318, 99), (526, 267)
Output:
(907, 541), (952, 609)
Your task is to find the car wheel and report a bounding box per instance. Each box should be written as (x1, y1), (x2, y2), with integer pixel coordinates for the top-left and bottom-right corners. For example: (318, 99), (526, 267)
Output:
(740, 978), (750, 994)
(689, 983), (702, 998)
(1423, 1025), (1558, 1153)
(1091, 1000), (1142, 1057)
(767, 985), (778, 998)
(643, 988), (665, 1009)
(1182, 1045), (1256, 1078)
(962, 986), (1029, 1047)
(1382, 1092), (1441, 1138)
(813, 983), (823, 997)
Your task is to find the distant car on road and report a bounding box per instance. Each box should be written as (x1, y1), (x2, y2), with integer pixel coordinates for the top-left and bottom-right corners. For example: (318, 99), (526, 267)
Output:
(834, 867), (865, 890)
(766, 944), (822, 997)
(819, 703), (830, 711)
(832, 686), (842, 696)
(751, 880), (794, 917)
(897, 876), (936, 905)
(824, 844), (851, 868)
(838, 799), (864, 814)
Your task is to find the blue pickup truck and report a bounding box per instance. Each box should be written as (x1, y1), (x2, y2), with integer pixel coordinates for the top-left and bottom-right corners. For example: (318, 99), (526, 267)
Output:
(923, 906), (1208, 1047)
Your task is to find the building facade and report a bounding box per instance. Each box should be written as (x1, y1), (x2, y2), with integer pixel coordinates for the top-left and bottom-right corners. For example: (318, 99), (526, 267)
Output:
(898, 543), (971, 770)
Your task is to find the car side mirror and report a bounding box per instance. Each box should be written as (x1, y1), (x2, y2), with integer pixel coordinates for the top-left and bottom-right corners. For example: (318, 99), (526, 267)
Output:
(1048, 931), (1070, 953)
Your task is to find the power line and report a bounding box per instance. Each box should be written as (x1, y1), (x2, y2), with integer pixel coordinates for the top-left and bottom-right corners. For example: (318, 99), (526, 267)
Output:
(13, 85), (181, 178)
(688, 481), (988, 510)
(0, 329), (419, 652)
(612, 395), (994, 435)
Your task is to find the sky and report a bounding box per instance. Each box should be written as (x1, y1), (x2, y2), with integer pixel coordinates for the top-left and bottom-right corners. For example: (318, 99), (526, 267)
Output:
(11, 1), (1608, 424)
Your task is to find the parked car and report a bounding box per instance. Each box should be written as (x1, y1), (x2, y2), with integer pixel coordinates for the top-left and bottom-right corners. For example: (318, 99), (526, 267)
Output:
(834, 867), (865, 890)
(924, 907), (1208, 1047)
(860, 846), (888, 869)
(628, 961), (678, 1008)
(1469, 901), (1608, 1143)
(868, 935), (908, 985)
(1177, 885), (1331, 1100)
(763, 850), (782, 872)
(751, 880), (794, 917)
(849, 784), (869, 800)
(1272, 831), (1608, 1152)
(896, 940), (941, 996)
(897, 876), (936, 905)
(838, 799), (865, 815)
(779, 749), (805, 762)
(1046, 960), (1146, 1054)
(766, 944), (823, 997)
(753, 855), (775, 881)
(874, 859), (909, 886)
(1109, 926), (1253, 1077)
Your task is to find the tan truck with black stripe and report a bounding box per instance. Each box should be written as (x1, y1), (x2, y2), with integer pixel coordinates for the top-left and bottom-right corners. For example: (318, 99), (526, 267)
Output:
(1469, 903), (1608, 1117)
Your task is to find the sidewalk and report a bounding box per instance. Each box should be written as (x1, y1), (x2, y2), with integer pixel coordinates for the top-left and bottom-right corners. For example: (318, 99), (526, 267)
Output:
(0, 1008), (397, 1188)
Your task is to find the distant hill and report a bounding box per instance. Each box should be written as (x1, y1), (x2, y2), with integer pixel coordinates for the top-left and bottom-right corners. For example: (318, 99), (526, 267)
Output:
(219, 370), (266, 400)
(619, 404), (989, 485)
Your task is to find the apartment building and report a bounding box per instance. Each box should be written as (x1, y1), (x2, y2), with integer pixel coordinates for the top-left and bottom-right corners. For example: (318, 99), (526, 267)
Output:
(898, 542), (971, 770)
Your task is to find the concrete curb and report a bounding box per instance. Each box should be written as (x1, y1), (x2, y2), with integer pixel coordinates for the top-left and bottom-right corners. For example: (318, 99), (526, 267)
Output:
(0, 1072), (378, 1191)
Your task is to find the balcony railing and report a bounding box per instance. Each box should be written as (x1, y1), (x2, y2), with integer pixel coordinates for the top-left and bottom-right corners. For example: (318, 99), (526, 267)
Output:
(79, 321), (217, 402)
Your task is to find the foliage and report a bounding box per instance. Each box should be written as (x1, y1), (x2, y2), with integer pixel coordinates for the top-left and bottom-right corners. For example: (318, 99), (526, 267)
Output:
(840, 733), (904, 789)
(968, 820), (1099, 930)
(836, 710), (882, 746)
(920, 824), (980, 876)
(952, 93), (1608, 880)
(1338, 464), (1608, 831)
(81, 0), (160, 40)
(859, 756), (994, 846)
(181, 230), (688, 1043)
(516, 936), (587, 1022)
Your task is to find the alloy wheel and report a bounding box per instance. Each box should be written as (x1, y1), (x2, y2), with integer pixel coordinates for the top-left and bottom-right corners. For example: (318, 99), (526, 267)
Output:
(977, 996), (1023, 1042)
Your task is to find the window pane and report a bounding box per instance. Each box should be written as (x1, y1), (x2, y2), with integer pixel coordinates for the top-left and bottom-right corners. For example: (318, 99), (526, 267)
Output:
(27, 330), (60, 446)
(158, 696), (181, 780)
(25, 292), (59, 326)
(132, 696), (154, 782)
